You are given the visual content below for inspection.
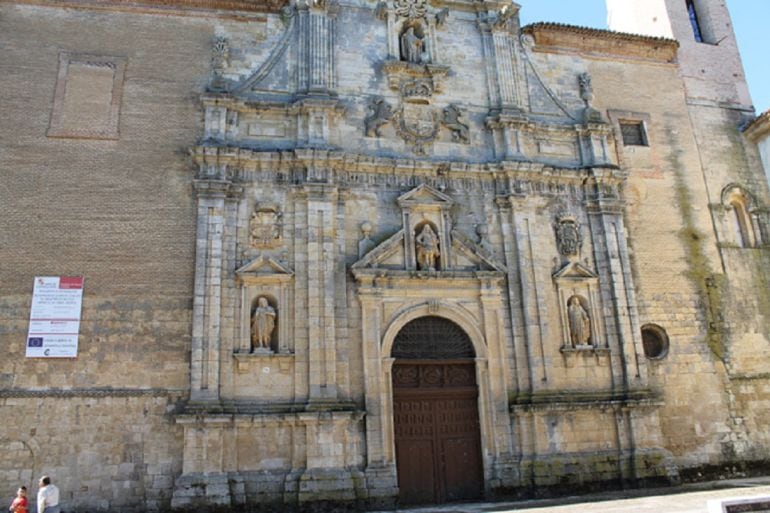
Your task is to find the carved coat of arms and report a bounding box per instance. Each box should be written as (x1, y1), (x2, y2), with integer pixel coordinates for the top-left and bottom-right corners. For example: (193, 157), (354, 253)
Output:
(249, 206), (283, 248)
(555, 217), (582, 257)
(394, 102), (440, 154)
(395, 0), (427, 19)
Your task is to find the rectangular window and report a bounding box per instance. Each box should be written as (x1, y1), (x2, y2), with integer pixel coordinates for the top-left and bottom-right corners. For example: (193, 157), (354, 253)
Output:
(620, 121), (648, 147)
(686, 0), (704, 43)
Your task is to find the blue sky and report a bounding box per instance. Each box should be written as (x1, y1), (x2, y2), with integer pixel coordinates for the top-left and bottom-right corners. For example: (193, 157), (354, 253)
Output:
(518, 0), (770, 114)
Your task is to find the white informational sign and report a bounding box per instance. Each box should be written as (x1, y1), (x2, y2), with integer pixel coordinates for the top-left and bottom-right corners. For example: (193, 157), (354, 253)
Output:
(26, 276), (84, 358)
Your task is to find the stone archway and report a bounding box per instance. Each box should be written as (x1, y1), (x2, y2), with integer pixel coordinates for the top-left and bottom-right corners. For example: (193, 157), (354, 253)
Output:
(391, 316), (483, 505)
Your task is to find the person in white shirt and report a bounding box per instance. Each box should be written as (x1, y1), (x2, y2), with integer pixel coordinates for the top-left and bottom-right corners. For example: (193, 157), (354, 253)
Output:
(36, 476), (60, 513)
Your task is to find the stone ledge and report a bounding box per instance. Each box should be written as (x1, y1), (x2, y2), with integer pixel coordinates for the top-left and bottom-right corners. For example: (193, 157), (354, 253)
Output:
(0, 387), (185, 398)
(510, 388), (662, 413)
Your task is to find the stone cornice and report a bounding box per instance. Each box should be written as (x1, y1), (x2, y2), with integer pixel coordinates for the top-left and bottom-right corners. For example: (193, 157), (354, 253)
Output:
(4, 0), (279, 19)
(523, 22), (679, 64)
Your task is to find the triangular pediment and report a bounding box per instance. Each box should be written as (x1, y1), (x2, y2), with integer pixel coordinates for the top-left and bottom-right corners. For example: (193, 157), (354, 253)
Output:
(236, 255), (294, 276)
(553, 261), (598, 280)
(397, 184), (455, 209)
(450, 230), (507, 273)
(351, 230), (406, 271)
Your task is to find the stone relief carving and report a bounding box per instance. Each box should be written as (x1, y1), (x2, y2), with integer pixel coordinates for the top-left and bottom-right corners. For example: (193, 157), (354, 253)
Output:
(395, 0), (427, 20)
(210, 36), (229, 91)
(364, 97), (394, 137)
(251, 296), (276, 352)
(568, 296), (591, 347)
(358, 221), (376, 258)
(555, 214), (582, 258)
(441, 104), (470, 144)
(415, 224), (440, 271)
(393, 102), (441, 155)
(249, 205), (283, 249)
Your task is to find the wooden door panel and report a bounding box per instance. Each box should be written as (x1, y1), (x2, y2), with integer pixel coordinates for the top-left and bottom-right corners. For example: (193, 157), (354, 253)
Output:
(396, 439), (436, 505)
(394, 361), (483, 505)
(442, 437), (483, 501)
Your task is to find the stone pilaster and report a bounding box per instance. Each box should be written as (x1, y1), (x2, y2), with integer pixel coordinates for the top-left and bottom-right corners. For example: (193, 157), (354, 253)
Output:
(584, 173), (647, 391)
(296, 0), (338, 96)
(191, 178), (237, 402)
(304, 184), (340, 405)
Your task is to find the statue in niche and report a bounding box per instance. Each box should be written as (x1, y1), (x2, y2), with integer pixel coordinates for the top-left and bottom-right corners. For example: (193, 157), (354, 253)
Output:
(400, 26), (425, 64)
(568, 296), (591, 347)
(415, 224), (440, 271)
(364, 97), (393, 137)
(251, 297), (276, 352)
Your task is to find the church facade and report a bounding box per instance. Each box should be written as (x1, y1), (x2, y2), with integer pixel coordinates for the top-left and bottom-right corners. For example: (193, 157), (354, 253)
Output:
(1, 0), (770, 511)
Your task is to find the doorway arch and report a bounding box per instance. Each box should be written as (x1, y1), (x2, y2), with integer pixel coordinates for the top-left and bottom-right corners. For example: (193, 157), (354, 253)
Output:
(390, 316), (484, 505)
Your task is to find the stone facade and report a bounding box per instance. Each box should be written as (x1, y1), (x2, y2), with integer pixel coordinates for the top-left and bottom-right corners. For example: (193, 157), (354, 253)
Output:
(1, 0), (769, 511)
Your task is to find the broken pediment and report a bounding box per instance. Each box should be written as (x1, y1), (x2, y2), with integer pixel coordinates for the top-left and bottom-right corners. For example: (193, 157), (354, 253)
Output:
(350, 228), (505, 275)
(236, 255), (294, 285)
(552, 261), (598, 282)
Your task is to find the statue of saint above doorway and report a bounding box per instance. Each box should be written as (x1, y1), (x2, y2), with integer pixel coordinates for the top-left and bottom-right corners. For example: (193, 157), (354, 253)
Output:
(415, 224), (440, 271)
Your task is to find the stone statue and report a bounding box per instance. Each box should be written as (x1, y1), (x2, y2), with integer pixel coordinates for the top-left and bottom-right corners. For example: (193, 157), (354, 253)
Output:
(251, 297), (276, 351)
(568, 296), (591, 347)
(364, 97), (393, 137)
(400, 26), (424, 64)
(441, 104), (470, 144)
(415, 224), (440, 271)
(358, 221), (376, 258)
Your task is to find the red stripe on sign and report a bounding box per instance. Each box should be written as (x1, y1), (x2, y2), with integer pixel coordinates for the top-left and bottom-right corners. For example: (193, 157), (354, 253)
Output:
(59, 276), (84, 289)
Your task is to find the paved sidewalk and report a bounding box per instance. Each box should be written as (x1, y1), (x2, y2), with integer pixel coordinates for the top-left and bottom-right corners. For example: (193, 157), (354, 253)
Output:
(373, 478), (770, 513)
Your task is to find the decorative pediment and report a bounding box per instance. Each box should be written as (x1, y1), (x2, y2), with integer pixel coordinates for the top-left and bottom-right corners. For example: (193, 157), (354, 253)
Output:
(351, 230), (406, 271)
(351, 229), (505, 274)
(396, 183), (454, 209)
(451, 230), (507, 273)
(552, 261), (598, 281)
(236, 255), (294, 285)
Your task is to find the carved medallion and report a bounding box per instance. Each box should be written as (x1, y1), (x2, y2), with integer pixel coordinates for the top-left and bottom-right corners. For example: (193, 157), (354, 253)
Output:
(249, 205), (283, 248)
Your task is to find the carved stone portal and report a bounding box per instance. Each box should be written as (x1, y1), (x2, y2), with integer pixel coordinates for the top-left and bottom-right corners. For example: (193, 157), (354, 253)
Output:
(251, 296), (276, 352)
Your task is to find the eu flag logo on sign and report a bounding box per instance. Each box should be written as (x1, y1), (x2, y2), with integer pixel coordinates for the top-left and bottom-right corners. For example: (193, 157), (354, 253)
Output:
(27, 337), (43, 347)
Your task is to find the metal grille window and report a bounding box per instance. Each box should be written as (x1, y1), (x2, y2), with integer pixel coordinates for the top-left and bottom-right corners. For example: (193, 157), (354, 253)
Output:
(620, 121), (648, 146)
(392, 316), (475, 359)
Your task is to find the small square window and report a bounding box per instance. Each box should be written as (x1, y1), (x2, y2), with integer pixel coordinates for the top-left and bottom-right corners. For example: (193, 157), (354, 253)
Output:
(619, 121), (648, 147)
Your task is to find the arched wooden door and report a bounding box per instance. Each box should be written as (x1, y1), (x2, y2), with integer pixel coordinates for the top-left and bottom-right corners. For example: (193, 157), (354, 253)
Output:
(392, 316), (483, 505)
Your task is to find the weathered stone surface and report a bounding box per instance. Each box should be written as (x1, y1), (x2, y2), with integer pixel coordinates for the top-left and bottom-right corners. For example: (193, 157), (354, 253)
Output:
(1, 0), (769, 511)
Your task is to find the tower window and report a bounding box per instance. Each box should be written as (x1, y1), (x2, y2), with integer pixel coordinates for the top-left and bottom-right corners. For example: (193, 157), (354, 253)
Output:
(619, 121), (648, 147)
(686, 0), (704, 42)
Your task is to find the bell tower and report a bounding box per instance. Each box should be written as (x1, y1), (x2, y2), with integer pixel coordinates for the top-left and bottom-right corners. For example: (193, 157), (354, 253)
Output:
(606, 0), (752, 107)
